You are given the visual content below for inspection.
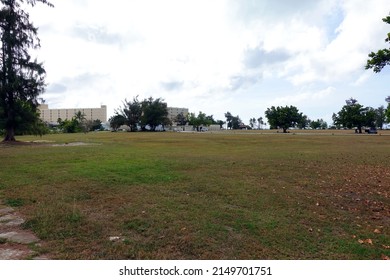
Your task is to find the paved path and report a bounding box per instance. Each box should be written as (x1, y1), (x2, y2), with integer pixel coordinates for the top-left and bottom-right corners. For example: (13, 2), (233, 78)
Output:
(0, 202), (48, 260)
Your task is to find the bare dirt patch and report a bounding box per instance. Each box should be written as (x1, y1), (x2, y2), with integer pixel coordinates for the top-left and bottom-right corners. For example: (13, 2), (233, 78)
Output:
(52, 142), (101, 147)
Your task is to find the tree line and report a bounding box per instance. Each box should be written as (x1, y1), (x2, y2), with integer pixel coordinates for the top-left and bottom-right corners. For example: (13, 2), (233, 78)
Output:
(262, 98), (389, 133)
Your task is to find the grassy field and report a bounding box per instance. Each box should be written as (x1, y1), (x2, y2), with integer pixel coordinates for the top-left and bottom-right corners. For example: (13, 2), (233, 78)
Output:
(0, 130), (389, 259)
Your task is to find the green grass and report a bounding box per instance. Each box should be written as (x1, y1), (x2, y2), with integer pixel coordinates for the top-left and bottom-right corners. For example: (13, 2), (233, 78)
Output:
(1, 130), (389, 259)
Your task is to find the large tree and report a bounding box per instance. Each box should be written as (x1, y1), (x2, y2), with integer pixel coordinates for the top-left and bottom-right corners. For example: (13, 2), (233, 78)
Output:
(118, 96), (142, 132)
(265, 105), (304, 133)
(0, 0), (53, 141)
(140, 97), (170, 131)
(108, 114), (125, 131)
(332, 98), (376, 133)
(366, 14), (390, 72)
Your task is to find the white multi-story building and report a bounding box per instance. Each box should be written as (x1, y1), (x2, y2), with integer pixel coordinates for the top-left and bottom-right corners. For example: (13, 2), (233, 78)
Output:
(38, 104), (107, 124)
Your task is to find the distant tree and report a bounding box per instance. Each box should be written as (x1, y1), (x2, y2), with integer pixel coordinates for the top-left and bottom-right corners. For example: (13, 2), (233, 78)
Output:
(188, 112), (201, 131)
(375, 105), (386, 129)
(73, 110), (87, 132)
(175, 112), (187, 126)
(366, 14), (390, 72)
(257, 117), (264, 129)
(141, 97), (170, 131)
(205, 114), (217, 124)
(74, 111), (86, 123)
(58, 118), (80, 133)
(310, 119), (328, 130)
(333, 98), (376, 133)
(231, 116), (241, 130)
(188, 111), (212, 131)
(118, 96), (142, 132)
(0, 0), (54, 141)
(249, 117), (257, 129)
(86, 119), (102, 131)
(297, 115), (310, 129)
(331, 113), (341, 129)
(109, 114), (125, 131)
(225, 112), (233, 129)
(216, 120), (225, 129)
(265, 105), (304, 133)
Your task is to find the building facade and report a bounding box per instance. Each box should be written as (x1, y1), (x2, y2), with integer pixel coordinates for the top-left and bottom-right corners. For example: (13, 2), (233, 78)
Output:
(38, 104), (107, 124)
(167, 107), (189, 125)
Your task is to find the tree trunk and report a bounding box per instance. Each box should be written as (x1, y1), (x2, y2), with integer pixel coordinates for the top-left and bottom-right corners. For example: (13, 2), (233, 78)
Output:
(3, 127), (16, 142)
(283, 128), (288, 133)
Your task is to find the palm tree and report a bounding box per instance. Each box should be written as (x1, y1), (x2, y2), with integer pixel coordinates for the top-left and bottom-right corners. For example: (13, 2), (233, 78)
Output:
(257, 117), (263, 129)
(74, 111), (87, 132)
(74, 111), (86, 123)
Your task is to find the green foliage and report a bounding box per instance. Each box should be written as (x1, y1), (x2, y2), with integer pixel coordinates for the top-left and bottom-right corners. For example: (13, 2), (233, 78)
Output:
(224, 111), (241, 129)
(225, 111), (233, 129)
(333, 98), (376, 133)
(81, 119), (103, 132)
(231, 115), (241, 129)
(119, 96), (142, 132)
(216, 119), (225, 129)
(188, 111), (212, 131)
(386, 103), (390, 123)
(140, 97), (170, 131)
(257, 117), (265, 129)
(366, 14), (390, 72)
(205, 114), (218, 124)
(90, 119), (103, 131)
(175, 112), (187, 126)
(56, 111), (103, 133)
(109, 114), (125, 131)
(375, 105), (386, 129)
(249, 117), (257, 129)
(0, 0), (53, 141)
(310, 119), (328, 130)
(297, 114), (310, 129)
(265, 105), (305, 133)
(385, 97), (390, 123)
(58, 118), (81, 133)
(113, 96), (169, 132)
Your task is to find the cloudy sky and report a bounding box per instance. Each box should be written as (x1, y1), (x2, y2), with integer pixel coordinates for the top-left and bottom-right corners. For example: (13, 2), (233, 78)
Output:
(26, 0), (390, 125)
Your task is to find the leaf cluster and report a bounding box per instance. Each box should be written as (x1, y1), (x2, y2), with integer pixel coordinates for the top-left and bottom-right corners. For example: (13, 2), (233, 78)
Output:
(265, 105), (304, 132)
(366, 15), (390, 72)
